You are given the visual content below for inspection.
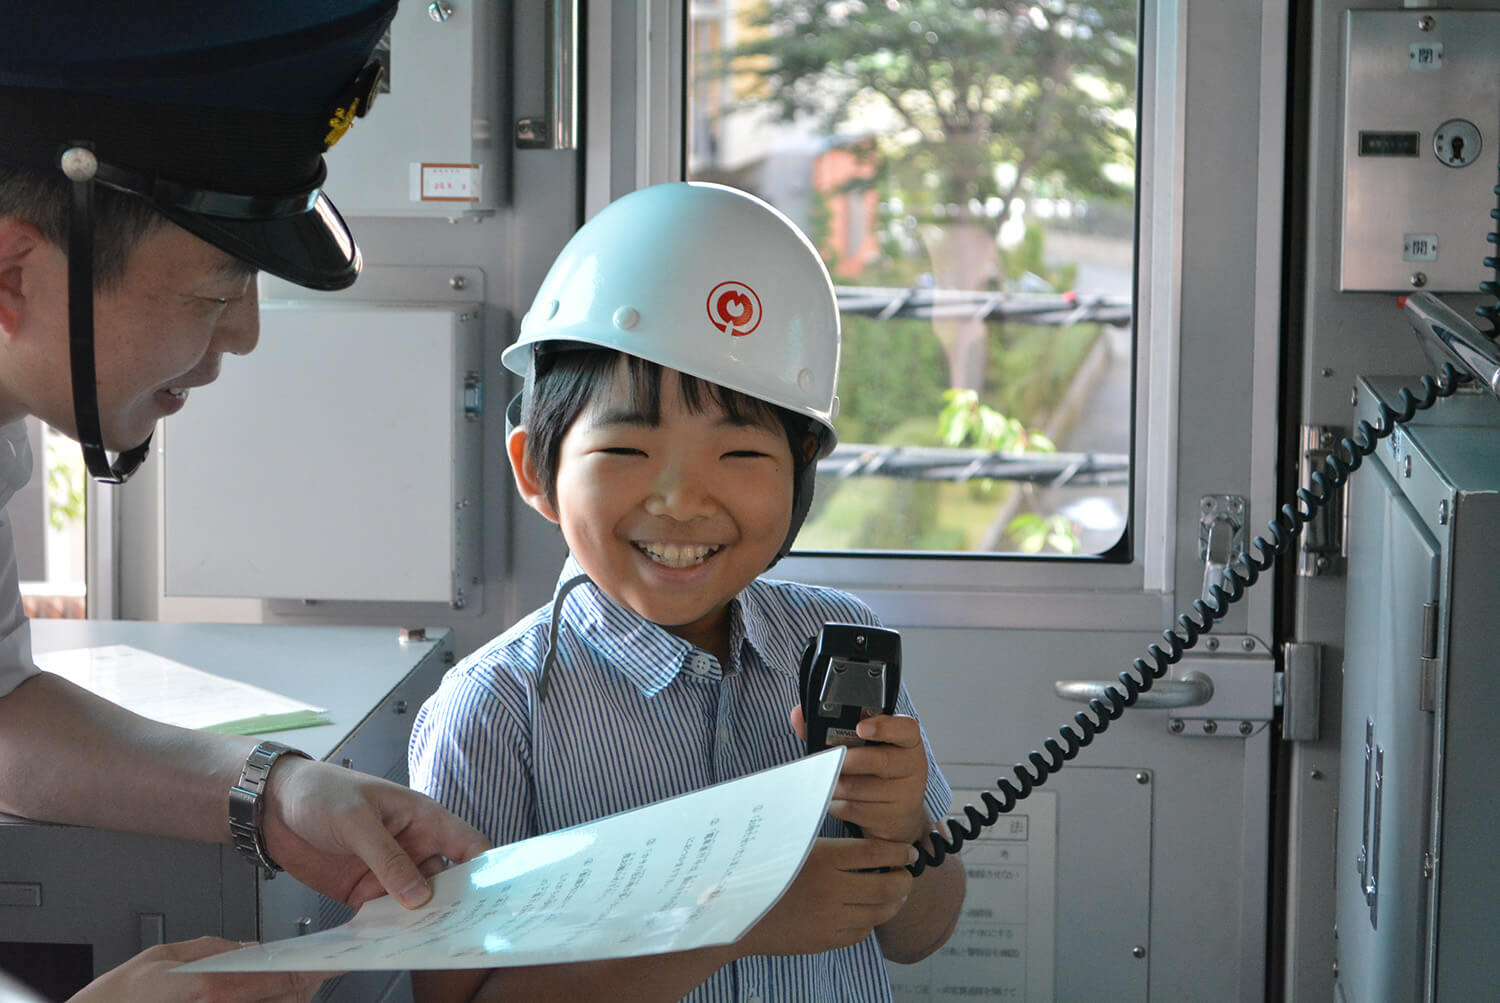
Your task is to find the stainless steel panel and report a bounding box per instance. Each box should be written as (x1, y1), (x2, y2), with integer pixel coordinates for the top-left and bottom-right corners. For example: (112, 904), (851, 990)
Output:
(1335, 441), (1438, 1002)
(1341, 11), (1500, 291)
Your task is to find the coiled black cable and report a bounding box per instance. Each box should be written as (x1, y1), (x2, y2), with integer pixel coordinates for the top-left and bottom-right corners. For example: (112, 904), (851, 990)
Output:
(908, 362), (1467, 876)
(1477, 165), (1500, 334)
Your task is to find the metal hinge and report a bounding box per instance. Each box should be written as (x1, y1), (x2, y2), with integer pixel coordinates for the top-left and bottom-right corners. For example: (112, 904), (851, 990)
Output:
(1297, 424), (1347, 577)
(1277, 642), (1322, 742)
(1419, 600), (1439, 712)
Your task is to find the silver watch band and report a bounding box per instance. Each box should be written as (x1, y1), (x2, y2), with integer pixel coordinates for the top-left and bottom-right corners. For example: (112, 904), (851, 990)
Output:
(228, 740), (308, 873)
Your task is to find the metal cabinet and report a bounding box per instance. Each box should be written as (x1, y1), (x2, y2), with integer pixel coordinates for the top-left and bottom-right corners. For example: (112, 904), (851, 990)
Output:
(1335, 376), (1500, 1001)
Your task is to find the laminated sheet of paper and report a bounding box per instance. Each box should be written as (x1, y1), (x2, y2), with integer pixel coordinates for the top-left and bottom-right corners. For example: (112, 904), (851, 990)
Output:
(179, 747), (846, 972)
(34, 644), (328, 734)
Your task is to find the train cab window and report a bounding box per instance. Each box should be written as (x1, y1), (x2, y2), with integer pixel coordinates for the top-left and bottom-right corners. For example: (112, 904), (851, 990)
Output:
(685, 2), (1138, 559)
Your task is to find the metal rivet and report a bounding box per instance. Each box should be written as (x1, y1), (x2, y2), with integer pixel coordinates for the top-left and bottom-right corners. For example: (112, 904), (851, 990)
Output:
(1203, 720), (1218, 734)
(59, 146), (98, 182)
(1132, 945), (1146, 959)
(1201, 498), (1215, 513)
(428, 1), (455, 22)
(1316, 555), (1330, 571)
(393, 699), (409, 715)
(1321, 368), (1334, 379)
(1135, 772), (1150, 785)
(341, 758), (354, 769)
(1309, 769), (1324, 780)
(614, 306), (640, 330)
(1206, 637), (1220, 651)
(1239, 720), (1254, 735)
(1417, 15), (1434, 31)
(449, 275), (467, 290)
(1411, 272), (1427, 288)
(297, 917), (313, 936)
(1241, 638), (1256, 652)
(1169, 719), (1185, 734)
(1403, 456), (1412, 478)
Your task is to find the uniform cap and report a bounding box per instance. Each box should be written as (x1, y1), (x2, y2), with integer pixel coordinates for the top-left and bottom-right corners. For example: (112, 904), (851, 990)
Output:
(0, 2), (397, 289)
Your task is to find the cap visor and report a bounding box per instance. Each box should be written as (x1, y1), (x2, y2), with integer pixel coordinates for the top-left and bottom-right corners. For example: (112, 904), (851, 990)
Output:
(161, 191), (361, 291)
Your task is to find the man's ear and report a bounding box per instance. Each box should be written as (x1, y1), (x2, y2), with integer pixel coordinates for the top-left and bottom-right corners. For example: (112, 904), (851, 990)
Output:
(507, 425), (561, 524)
(0, 218), (45, 340)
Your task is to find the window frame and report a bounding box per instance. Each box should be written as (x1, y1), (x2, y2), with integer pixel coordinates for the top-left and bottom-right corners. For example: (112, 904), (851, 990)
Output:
(584, 0), (1186, 628)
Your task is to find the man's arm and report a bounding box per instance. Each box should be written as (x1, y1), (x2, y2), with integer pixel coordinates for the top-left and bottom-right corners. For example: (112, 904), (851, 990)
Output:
(0, 672), (489, 907)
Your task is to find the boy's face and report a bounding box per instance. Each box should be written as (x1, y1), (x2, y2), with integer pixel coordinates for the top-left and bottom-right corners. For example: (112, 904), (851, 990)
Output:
(510, 359), (797, 656)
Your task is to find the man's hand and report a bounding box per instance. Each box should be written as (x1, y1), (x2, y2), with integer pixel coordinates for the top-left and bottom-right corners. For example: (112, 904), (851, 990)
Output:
(736, 837), (915, 958)
(790, 706), (932, 845)
(68, 937), (330, 1003)
(260, 758), (491, 909)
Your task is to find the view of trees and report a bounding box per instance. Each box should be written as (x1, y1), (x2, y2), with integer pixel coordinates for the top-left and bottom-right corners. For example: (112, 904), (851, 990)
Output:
(693, 1), (1138, 553)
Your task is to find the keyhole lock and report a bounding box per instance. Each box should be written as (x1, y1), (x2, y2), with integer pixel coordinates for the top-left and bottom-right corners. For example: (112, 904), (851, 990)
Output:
(1434, 119), (1482, 168)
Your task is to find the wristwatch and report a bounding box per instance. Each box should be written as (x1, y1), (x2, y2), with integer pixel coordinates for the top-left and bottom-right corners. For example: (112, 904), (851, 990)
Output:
(228, 740), (309, 873)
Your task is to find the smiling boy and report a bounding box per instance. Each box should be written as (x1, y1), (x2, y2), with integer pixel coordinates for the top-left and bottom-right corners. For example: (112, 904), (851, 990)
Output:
(410, 182), (964, 1002)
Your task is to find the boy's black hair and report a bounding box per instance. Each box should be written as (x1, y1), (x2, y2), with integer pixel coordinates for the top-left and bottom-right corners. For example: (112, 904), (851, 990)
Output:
(523, 343), (817, 508)
(520, 344), (821, 564)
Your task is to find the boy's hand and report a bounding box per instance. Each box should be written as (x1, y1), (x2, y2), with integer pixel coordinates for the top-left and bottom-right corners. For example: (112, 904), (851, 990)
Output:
(790, 706), (931, 846)
(736, 837), (915, 958)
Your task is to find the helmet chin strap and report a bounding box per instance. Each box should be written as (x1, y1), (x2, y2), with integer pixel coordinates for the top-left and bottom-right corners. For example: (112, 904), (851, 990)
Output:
(63, 145), (150, 484)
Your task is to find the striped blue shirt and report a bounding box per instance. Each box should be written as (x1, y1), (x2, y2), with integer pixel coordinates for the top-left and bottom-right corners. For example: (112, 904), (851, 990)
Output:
(410, 556), (952, 1002)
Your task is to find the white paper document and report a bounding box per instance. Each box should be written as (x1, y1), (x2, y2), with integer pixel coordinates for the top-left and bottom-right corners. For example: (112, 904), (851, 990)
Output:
(179, 747), (846, 973)
(34, 644), (329, 734)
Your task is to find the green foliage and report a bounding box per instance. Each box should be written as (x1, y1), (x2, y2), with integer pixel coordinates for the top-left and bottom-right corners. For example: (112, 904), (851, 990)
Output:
(1007, 512), (1081, 554)
(45, 440), (84, 533)
(729, 0), (1138, 215)
(938, 388), (1054, 453)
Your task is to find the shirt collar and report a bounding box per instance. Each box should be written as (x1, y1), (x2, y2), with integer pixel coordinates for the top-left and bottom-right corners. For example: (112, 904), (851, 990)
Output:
(553, 556), (696, 697)
(550, 557), (796, 695)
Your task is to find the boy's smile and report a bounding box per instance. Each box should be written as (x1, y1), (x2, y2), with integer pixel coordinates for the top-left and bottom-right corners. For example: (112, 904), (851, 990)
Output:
(511, 359), (797, 663)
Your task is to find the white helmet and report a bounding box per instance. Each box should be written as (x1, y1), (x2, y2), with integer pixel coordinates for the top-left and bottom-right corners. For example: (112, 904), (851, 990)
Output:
(503, 181), (841, 456)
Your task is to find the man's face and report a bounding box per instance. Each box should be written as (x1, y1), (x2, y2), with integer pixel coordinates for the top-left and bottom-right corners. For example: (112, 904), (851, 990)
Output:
(519, 359), (796, 656)
(25, 221), (259, 450)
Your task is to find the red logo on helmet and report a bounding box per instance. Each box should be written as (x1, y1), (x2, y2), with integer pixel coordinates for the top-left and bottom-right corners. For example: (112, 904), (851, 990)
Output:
(707, 281), (762, 337)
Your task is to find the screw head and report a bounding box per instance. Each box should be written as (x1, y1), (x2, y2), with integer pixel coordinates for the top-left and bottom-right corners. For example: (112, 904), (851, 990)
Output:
(1411, 272), (1428, 288)
(1309, 769), (1325, 780)
(1241, 638), (1256, 652)
(1321, 368), (1334, 379)
(1417, 15), (1434, 30)
(449, 275), (468, 290)
(1135, 772), (1150, 784)
(1132, 945), (1147, 959)
(1203, 720), (1218, 735)
(1169, 719), (1185, 734)
(1239, 720), (1254, 735)
(1206, 637), (1220, 651)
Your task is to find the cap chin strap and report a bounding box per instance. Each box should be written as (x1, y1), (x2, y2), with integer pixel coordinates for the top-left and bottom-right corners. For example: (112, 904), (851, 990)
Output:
(63, 146), (150, 484)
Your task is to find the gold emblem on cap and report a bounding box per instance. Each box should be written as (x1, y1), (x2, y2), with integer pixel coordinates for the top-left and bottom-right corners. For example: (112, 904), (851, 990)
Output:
(325, 100), (360, 148)
(324, 61), (385, 150)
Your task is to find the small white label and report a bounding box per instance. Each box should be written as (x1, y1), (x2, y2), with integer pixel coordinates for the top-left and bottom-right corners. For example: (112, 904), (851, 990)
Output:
(1403, 234), (1439, 262)
(1409, 43), (1443, 70)
(411, 163), (481, 202)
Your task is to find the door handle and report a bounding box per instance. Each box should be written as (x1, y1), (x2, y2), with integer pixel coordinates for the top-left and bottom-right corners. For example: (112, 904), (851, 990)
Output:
(1054, 669), (1215, 709)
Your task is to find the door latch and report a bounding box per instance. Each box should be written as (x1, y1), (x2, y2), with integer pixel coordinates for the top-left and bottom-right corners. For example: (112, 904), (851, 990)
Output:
(1199, 495), (1247, 607)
